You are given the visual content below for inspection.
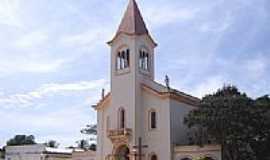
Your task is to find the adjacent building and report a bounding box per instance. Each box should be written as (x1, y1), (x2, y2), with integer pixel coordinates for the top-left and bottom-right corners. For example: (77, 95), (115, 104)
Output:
(94, 0), (221, 160)
(5, 144), (72, 160)
(72, 150), (96, 160)
(0, 149), (4, 160)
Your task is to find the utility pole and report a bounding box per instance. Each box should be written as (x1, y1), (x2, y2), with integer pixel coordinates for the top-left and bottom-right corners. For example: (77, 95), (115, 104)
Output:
(133, 137), (148, 160)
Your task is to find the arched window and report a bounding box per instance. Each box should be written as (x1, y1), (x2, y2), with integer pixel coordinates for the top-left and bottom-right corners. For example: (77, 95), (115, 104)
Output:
(117, 49), (130, 70)
(139, 49), (150, 71)
(118, 108), (125, 129)
(149, 110), (157, 129)
(150, 154), (157, 160)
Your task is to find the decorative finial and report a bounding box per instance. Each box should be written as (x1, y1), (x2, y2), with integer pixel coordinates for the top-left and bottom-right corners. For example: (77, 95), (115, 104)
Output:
(101, 88), (105, 99)
(165, 75), (170, 89)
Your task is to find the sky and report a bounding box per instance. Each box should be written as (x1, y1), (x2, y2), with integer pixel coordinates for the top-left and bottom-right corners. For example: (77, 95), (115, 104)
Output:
(0, 0), (269, 148)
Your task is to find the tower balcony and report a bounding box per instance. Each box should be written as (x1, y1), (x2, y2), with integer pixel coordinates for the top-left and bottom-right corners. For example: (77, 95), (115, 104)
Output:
(107, 128), (132, 144)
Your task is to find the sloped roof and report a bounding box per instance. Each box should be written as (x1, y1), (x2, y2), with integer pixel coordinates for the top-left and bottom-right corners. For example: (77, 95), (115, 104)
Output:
(108, 0), (157, 46)
(141, 82), (200, 107)
(117, 0), (149, 35)
(93, 80), (200, 110)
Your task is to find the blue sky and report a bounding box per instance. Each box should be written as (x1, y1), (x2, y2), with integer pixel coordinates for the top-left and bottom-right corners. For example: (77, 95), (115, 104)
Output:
(0, 0), (269, 148)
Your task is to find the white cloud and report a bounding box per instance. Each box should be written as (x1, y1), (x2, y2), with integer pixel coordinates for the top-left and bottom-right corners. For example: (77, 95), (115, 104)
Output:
(199, 14), (232, 33)
(0, 102), (96, 147)
(0, 28), (69, 76)
(190, 76), (226, 98)
(60, 28), (112, 50)
(61, 31), (98, 46)
(145, 5), (199, 27)
(33, 80), (107, 96)
(15, 30), (49, 49)
(0, 79), (108, 108)
(60, 26), (111, 47)
(241, 55), (268, 80)
(217, 54), (269, 81)
(0, 0), (22, 27)
(0, 57), (67, 76)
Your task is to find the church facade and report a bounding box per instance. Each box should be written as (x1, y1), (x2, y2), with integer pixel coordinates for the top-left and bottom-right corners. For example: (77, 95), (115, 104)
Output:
(94, 0), (221, 160)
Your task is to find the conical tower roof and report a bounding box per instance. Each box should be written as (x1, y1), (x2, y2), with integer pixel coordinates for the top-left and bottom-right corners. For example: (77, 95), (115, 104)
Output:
(117, 0), (149, 35)
(108, 0), (157, 46)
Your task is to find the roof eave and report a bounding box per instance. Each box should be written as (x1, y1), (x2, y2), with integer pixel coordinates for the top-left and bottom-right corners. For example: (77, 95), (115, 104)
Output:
(141, 84), (200, 107)
(93, 93), (111, 110)
(107, 32), (158, 47)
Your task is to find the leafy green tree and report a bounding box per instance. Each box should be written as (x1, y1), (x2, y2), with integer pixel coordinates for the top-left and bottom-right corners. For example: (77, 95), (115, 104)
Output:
(76, 139), (89, 150)
(250, 95), (270, 160)
(45, 140), (59, 148)
(80, 124), (97, 150)
(0, 147), (5, 159)
(184, 85), (267, 160)
(6, 135), (36, 146)
(89, 143), (96, 151)
(81, 124), (97, 136)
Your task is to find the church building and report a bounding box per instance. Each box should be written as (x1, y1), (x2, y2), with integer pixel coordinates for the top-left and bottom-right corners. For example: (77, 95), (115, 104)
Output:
(94, 0), (221, 160)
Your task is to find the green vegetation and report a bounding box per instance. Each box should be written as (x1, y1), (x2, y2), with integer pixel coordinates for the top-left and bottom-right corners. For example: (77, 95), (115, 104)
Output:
(80, 124), (97, 151)
(6, 135), (36, 146)
(76, 139), (90, 150)
(0, 147), (5, 159)
(45, 140), (59, 148)
(185, 85), (270, 160)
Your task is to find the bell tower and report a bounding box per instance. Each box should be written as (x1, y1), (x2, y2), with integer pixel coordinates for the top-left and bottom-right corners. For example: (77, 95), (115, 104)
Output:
(108, 0), (157, 83)
(107, 0), (157, 151)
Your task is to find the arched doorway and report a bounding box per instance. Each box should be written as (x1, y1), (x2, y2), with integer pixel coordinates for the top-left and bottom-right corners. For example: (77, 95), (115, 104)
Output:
(181, 158), (192, 160)
(115, 145), (130, 160)
(150, 154), (157, 160)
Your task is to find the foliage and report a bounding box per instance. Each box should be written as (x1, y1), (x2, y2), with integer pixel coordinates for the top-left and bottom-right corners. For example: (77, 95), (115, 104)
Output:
(76, 139), (89, 150)
(45, 140), (59, 148)
(89, 143), (97, 151)
(76, 124), (98, 152)
(6, 135), (36, 146)
(250, 95), (270, 160)
(80, 124), (97, 135)
(184, 85), (270, 160)
(187, 126), (212, 146)
(0, 147), (5, 159)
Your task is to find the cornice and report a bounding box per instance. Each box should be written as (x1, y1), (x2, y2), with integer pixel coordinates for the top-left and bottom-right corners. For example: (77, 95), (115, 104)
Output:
(142, 84), (200, 107)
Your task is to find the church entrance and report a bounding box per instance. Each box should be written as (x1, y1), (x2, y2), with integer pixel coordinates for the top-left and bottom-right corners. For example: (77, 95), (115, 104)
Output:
(115, 145), (130, 160)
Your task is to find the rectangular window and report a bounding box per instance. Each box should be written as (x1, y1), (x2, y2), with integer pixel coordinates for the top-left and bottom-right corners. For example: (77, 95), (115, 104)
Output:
(106, 116), (110, 130)
(150, 111), (157, 129)
(126, 49), (130, 67)
(117, 52), (121, 70)
(120, 110), (125, 129)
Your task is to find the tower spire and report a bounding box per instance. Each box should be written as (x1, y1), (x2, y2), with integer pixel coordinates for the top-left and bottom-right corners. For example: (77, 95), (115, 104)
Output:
(117, 0), (149, 35)
(108, 0), (157, 46)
